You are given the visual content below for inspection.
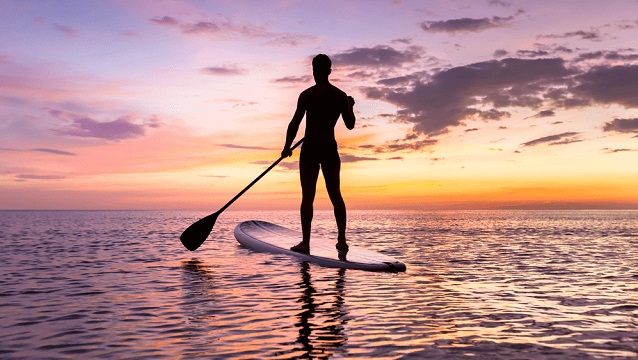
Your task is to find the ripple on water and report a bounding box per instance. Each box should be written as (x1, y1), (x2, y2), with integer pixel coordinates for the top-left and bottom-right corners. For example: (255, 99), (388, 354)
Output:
(0, 210), (637, 359)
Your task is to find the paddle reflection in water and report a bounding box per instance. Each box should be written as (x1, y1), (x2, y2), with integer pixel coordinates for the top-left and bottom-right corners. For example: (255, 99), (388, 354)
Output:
(290, 262), (348, 358)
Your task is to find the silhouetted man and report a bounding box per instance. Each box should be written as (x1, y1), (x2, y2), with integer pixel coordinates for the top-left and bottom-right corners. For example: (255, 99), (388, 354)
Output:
(281, 54), (356, 255)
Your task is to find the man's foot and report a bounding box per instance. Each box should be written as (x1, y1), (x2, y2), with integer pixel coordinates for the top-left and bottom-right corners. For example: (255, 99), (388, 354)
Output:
(336, 241), (349, 252)
(291, 242), (310, 254)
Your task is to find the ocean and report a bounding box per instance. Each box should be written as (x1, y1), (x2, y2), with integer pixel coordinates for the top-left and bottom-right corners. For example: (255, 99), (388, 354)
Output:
(0, 210), (636, 359)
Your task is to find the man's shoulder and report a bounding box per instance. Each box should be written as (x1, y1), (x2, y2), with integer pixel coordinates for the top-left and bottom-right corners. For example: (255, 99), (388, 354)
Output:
(328, 83), (347, 96)
(300, 85), (316, 95)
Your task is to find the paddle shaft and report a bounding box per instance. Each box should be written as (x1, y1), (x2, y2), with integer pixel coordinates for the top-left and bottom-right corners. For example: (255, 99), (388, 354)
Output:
(217, 138), (304, 214)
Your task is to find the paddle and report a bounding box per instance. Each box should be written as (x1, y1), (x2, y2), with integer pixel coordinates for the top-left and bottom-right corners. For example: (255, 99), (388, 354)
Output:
(180, 138), (304, 251)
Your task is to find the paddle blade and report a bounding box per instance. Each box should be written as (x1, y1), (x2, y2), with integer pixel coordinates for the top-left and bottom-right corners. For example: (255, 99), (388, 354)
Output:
(180, 212), (218, 251)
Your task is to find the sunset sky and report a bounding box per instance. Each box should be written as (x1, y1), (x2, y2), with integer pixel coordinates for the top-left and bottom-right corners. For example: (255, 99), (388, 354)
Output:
(1, 0), (637, 210)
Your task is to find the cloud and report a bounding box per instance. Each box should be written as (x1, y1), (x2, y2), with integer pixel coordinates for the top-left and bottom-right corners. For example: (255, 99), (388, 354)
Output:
(367, 53), (638, 146)
(30, 148), (77, 156)
(201, 66), (246, 76)
(53, 24), (78, 38)
(489, 0), (511, 6)
(251, 160), (297, 171)
(602, 118), (638, 133)
(271, 75), (312, 84)
(371, 57), (575, 138)
(602, 148), (638, 153)
(493, 49), (509, 58)
(368, 138), (439, 153)
(149, 15), (316, 46)
(528, 110), (555, 118)
(575, 50), (638, 63)
(218, 144), (274, 150)
(572, 65), (638, 107)
(420, 14), (516, 33)
(521, 132), (581, 147)
(516, 50), (550, 58)
(340, 154), (380, 163)
(16, 174), (65, 180)
(539, 29), (602, 41)
(53, 116), (148, 141)
(331, 45), (422, 67)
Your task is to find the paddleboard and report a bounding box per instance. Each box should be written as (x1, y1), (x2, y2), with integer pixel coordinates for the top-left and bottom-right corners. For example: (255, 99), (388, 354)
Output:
(234, 220), (406, 272)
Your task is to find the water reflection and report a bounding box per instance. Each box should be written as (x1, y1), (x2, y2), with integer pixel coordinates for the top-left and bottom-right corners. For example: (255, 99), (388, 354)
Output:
(292, 262), (348, 358)
(181, 258), (216, 297)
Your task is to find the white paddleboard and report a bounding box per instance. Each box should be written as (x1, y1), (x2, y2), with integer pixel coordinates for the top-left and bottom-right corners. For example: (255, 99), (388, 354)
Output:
(234, 220), (406, 272)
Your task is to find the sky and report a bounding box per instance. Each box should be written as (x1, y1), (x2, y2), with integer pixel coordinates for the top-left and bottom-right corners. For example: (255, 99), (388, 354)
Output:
(1, 0), (638, 210)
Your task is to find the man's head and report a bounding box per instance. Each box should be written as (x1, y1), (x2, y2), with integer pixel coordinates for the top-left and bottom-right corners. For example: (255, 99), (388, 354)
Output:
(312, 54), (331, 79)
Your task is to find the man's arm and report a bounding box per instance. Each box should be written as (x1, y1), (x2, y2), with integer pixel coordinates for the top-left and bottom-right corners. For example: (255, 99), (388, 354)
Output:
(343, 95), (356, 130)
(281, 94), (306, 157)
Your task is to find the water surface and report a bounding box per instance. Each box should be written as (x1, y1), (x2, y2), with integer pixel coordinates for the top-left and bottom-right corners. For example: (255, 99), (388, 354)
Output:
(0, 210), (637, 359)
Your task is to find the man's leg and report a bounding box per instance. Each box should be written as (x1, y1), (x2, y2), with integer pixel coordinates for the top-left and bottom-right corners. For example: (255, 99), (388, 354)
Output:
(292, 160), (320, 253)
(322, 161), (347, 249)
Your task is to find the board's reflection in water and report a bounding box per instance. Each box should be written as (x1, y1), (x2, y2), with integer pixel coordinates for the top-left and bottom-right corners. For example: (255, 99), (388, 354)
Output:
(292, 262), (348, 358)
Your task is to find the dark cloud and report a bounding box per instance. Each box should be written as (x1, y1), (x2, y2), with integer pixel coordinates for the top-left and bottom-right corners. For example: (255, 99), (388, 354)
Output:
(219, 144), (273, 150)
(375, 57), (574, 137)
(201, 66), (246, 76)
(576, 50), (638, 62)
(602, 118), (638, 133)
(465, 128), (479, 132)
(516, 50), (550, 58)
(539, 29), (602, 41)
(420, 14), (515, 33)
(528, 110), (555, 118)
(149, 16), (316, 46)
(368, 54), (638, 146)
(53, 116), (147, 141)
(572, 65), (638, 107)
(521, 132), (580, 147)
(331, 45), (422, 67)
(603, 51), (638, 61)
(493, 49), (509, 58)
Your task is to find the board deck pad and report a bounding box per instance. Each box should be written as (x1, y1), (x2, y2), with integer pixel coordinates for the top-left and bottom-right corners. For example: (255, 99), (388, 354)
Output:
(234, 220), (406, 272)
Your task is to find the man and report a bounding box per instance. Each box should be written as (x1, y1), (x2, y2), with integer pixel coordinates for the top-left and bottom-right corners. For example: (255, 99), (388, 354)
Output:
(281, 54), (356, 255)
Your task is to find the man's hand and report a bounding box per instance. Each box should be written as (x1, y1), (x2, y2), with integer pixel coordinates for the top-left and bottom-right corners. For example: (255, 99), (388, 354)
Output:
(348, 96), (355, 107)
(281, 147), (292, 158)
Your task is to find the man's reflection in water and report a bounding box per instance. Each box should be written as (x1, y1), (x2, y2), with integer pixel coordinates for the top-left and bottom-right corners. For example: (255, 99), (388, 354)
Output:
(294, 262), (348, 358)
(181, 258), (216, 298)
